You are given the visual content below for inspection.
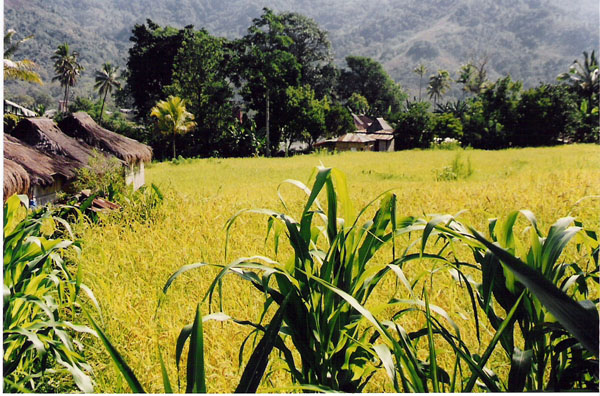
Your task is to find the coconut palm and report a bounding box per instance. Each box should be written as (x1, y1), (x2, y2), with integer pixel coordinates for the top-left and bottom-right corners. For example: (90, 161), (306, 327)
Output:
(558, 50), (599, 105)
(150, 96), (196, 159)
(413, 64), (427, 101)
(94, 63), (121, 121)
(427, 69), (451, 105)
(52, 43), (84, 111)
(3, 29), (42, 84)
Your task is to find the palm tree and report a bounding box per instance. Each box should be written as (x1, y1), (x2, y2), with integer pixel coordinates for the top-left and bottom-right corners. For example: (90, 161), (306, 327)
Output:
(52, 43), (84, 112)
(558, 51), (599, 105)
(413, 64), (427, 101)
(4, 29), (42, 84)
(94, 63), (121, 121)
(427, 70), (451, 105)
(150, 96), (196, 159)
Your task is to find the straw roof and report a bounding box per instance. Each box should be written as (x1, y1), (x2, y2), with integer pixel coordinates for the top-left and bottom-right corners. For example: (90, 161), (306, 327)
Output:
(9, 117), (97, 166)
(3, 158), (30, 199)
(59, 112), (152, 164)
(4, 135), (79, 189)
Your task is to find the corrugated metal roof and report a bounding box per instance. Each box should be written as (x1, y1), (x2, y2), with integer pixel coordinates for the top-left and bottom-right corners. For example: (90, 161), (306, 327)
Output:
(337, 133), (376, 143)
(4, 99), (37, 117)
(368, 133), (394, 141)
(368, 118), (393, 132)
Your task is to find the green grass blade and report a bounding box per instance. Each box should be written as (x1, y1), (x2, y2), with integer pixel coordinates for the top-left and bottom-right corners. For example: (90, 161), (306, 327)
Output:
(464, 290), (525, 391)
(471, 228), (599, 356)
(423, 289), (439, 392)
(373, 344), (396, 386)
(84, 310), (145, 393)
(175, 324), (192, 374)
(186, 303), (206, 393)
(235, 294), (290, 393)
(157, 344), (173, 393)
(507, 347), (533, 392)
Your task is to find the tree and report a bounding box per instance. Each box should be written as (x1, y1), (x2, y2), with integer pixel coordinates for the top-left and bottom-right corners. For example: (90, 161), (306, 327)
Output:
(283, 85), (327, 152)
(166, 28), (236, 157)
(3, 29), (42, 84)
(51, 43), (84, 111)
(338, 56), (405, 117)
(325, 103), (355, 138)
(233, 8), (300, 156)
(430, 113), (463, 142)
(462, 75), (522, 148)
(279, 12), (337, 98)
(557, 51), (599, 107)
(557, 51), (599, 143)
(457, 57), (489, 95)
(94, 63), (121, 122)
(394, 101), (433, 149)
(347, 92), (369, 115)
(515, 84), (581, 146)
(150, 96), (196, 159)
(126, 20), (190, 120)
(427, 70), (451, 105)
(413, 64), (427, 101)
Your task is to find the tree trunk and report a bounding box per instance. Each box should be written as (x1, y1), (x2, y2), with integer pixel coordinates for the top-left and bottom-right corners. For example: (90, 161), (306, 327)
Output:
(173, 133), (177, 159)
(265, 88), (271, 157)
(100, 90), (108, 122)
(418, 75), (422, 101)
(63, 85), (69, 112)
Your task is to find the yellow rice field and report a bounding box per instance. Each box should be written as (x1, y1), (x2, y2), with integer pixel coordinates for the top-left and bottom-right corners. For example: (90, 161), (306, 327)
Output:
(72, 145), (600, 393)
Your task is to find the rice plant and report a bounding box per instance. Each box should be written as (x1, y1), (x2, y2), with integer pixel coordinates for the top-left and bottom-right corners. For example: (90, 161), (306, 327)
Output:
(73, 145), (600, 392)
(3, 195), (98, 392)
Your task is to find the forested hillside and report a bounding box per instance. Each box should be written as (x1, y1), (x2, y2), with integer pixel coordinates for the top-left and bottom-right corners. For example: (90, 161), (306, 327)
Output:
(4, 0), (598, 106)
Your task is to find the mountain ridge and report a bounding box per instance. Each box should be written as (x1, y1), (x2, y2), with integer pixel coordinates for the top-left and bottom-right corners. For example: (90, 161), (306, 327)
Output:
(5, 0), (599, 105)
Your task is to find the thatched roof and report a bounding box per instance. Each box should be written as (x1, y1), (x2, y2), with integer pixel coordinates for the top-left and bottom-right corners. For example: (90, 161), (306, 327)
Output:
(9, 117), (97, 166)
(3, 158), (30, 199)
(59, 112), (152, 164)
(4, 135), (79, 189)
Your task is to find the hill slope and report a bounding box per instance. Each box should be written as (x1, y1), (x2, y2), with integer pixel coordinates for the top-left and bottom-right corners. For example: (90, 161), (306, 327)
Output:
(5, 0), (599, 105)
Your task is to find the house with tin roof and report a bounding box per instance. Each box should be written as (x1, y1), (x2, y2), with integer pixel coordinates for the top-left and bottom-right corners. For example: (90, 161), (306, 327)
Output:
(315, 113), (395, 152)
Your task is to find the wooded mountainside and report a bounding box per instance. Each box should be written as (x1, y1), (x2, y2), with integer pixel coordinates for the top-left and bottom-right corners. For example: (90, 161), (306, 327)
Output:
(5, 0), (599, 105)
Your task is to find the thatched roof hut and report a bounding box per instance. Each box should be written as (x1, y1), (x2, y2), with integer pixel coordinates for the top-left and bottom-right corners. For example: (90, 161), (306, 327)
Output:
(58, 112), (152, 164)
(9, 117), (98, 166)
(3, 158), (30, 198)
(4, 134), (78, 187)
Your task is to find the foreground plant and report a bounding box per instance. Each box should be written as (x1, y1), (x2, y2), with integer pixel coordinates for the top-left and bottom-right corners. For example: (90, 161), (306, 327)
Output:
(3, 195), (97, 392)
(428, 210), (599, 391)
(164, 166), (460, 392)
(94, 167), (599, 393)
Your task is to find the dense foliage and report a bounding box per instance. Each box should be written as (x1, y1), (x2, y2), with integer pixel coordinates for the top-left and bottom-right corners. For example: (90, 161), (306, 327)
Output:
(3, 4), (597, 156)
(5, 0), (598, 105)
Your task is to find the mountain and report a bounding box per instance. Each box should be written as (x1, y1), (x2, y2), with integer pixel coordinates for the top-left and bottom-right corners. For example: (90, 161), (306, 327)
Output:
(4, 0), (599, 107)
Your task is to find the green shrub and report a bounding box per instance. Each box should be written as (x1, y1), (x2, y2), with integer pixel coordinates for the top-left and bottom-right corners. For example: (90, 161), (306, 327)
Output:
(434, 151), (473, 181)
(73, 150), (126, 200)
(4, 113), (21, 133)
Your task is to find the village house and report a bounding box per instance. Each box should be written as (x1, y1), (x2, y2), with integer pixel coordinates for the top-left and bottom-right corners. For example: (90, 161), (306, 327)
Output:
(3, 112), (152, 204)
(315, 113), (395, 152)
